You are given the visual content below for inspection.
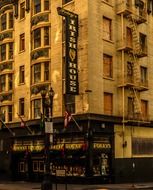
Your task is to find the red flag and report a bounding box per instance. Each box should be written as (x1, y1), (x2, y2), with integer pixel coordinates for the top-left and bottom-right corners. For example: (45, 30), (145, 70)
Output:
(64, 110), (72, 128)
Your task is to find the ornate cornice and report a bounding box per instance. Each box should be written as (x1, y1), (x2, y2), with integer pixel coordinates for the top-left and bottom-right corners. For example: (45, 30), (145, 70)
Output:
(31, 48), (49, 60)
(0, 31), (13, 41)
(31, 84), (49, 95)
(0, 61), (12, 72)
(0, 92), (12, 102)
(31, 13), (49, 26)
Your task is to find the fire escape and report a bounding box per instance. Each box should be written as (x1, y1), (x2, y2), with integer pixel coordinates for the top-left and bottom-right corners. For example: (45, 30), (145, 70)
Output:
(117, 0), (148, 123)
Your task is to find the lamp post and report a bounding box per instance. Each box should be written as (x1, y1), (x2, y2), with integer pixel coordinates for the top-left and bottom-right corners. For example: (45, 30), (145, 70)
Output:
(41, 87), (54, 190)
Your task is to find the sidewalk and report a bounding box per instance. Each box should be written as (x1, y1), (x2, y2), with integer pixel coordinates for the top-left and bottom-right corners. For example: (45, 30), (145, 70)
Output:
(0, 181), (153, 190)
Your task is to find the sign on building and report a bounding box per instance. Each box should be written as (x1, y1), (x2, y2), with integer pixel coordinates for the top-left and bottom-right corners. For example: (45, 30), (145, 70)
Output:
(57, 7), (79, 95)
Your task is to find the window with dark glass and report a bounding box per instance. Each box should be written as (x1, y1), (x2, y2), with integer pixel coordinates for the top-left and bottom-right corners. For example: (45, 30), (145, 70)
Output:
(19, 98), (24, 116)
(128, 97), (134, 119)
(44, 62), (49, 81)
(34, 63), (41, 83)
(141, 66), (147, 86)
(20, 33), (25, 51)
(20, 2), (25, 19)
(1, 14), (6, 31)
(44, 27), (49, 46)
(34, 0), (41, 14)
(34, 28), (41, 48)
(9, 12), (13, 28)
(65, 94), (75, 113)
(127, 62), (133, 83)
(9, 43), (13, 59)
(140, 33), (147, 53)
(63, 0), (72, 4)
(0, 44), (6, 61)
(34, 99), (41, 118)
(8, 105), (12, 122)
(8, 74), (13, 90)
(0, 75), (5, 92)
(44, 0), (49, 10)
(103, 54), (112, 78)
(19, 65), (25, 84)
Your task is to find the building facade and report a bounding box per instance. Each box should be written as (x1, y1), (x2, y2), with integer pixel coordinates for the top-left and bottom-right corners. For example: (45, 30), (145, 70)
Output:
(0, 0), (153, 183)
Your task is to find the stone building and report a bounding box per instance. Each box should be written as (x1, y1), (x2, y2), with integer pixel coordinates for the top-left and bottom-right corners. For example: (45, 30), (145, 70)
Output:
(0, 0), (153, 183)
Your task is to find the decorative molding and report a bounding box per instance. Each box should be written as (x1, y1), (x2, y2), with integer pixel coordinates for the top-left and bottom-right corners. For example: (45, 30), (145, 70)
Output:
(0, 93), (12, 102)
(0, 0), (13, 9)
(31, 48), (49, 60)
(0, 31), (12, 41)
(31, 84), (49, 95)
(31, 13), (49, 26)
(0, 62), (12, 71)
(0, 5), (13, 14)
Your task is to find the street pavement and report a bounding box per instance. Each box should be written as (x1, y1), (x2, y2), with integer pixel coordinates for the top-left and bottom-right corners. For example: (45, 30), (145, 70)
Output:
(0, 181), (153, 190)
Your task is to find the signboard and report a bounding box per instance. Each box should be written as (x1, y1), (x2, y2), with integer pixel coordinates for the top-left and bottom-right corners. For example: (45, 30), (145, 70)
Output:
(45, 121), (53, 134)
(56, 169), (66, 177)
(57, 7), (79, 95)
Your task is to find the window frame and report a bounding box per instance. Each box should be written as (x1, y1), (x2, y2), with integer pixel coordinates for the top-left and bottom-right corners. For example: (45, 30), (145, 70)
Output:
(20, 33), (25, 52)
(20, 2), (25, 20)
(103, 54), (113, 78)
(19, 65), (25, 84)
(19, 98), (25, 116)
(103, 17), (112, 41)
(104, 92), (113, 115)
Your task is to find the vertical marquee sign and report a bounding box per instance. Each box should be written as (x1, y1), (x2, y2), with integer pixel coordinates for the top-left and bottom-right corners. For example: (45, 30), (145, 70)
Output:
(57, 7), (79, 95)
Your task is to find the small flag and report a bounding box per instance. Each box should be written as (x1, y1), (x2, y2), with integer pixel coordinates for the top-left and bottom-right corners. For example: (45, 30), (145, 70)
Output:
(17, 113), (33, 134)
(64, 110), (72, 128)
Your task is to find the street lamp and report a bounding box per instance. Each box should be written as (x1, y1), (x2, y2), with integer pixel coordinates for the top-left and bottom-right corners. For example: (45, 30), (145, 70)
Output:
(41, 87), (54, 190)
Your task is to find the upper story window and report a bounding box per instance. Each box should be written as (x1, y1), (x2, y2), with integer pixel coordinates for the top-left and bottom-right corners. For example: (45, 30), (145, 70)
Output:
(103, 54), (113, 78)
(1, 14), (6, 31)
(44, 27), (49, 46)
(44, 0), (49, 11)
(34, 28), (41, 48)
(126, 27), (132, 48)
(19, 98), (25, 116)
(0, 43), (13, 62)
(20, 33), (25, 52)
(34, 63), (41, 83)
(127, 62), (133, 83)
(104, 92), (113, 115)
(140, 66), (147, 86)
(33, 27), (50, 49)
(0, 12), (14, 31)
(34, 99), (41, 118)
(63, 0), (72, 4)
(20, 2), (25, 19)
(9, 12), (13, 28)
(0, 75), (6, 92)
(65, 94), (75, 114)
(44, 62), (49, 81)
(34, 0), (41, 14)
(8, 105), (13, 122)
(8, 74), (13, 90)
(128, 97), (134, 118)
(19, 65), (25, 84)
(9, 43), (13, 59)
(141, 99), (148, 120)
(0, 44), (6, 61)
(103, 17), (112, 41)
